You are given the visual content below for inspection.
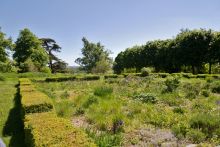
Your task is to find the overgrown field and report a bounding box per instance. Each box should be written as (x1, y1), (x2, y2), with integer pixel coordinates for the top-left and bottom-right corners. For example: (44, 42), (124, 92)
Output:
(33, 73), (220, 146)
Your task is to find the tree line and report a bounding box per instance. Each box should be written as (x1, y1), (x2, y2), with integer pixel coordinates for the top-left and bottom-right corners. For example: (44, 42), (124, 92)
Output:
(0, 28), (67, 73)
(1, 27), (220, 74)
(113, 29), (220, 74)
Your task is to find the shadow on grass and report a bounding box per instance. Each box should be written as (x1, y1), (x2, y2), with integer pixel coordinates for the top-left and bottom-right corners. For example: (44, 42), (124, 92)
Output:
(2, 84), (25, 147)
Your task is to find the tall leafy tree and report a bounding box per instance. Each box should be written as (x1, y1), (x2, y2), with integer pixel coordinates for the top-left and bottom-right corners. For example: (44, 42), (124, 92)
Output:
(175, 29), (212, 74)
(13, 28), (48, 72)
(40, 38), (63, 73)
(207, 32), (220, 74)
(0, 28), (13, 62)
(75, 37), (112, 73)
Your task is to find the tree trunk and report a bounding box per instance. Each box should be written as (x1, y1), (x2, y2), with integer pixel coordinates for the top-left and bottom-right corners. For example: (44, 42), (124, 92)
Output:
(192, 65), (195, 74)
(209, 62), (212, 74)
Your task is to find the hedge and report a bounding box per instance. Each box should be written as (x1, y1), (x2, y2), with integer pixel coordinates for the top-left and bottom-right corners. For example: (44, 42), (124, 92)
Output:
(45, 76), (76, 82)
(24, 112), (96, 147)
(21, 91), (54, 114)
(104, 74), (118, 79)
(19, 78), (32, 85)
(45, 75), (100, 82)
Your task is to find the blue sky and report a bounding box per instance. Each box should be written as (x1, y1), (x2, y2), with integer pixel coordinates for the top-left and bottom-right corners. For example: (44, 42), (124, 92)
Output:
(1, 0), (220, 66)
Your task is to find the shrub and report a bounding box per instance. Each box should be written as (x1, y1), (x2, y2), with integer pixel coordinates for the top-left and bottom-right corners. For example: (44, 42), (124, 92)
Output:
(186, 129), (206, 143)
(201, 90), (210, 97)
(190, 113), (220, 137)
(104, 74), (118, 79)
(183, 83), (201, 99)
(19, 78), (32, 85)
(132, 93), (157, 103)
(45, 76), (76, 82)
(0, 75), (6, 81)
(211, 81), (220, 94)
(75, 107), (85, 115)
(83, 95), (98, 108)
(171, 124), (188, 139)
(158, 73), (169, 78)
(94, 86), (113, 97)
(164, 77), (180, 92)
(24, 112), (96, 147)
(173, 107), (185, 114)
(141, 67), (151, 77)
(79, 75), (100, 81)
(86, 129), (122, 147)
(20, 90), (54, 114)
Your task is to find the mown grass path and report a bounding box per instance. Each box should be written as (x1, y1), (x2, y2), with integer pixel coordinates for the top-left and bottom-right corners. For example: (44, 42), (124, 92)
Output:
(0, 79), (25, 147)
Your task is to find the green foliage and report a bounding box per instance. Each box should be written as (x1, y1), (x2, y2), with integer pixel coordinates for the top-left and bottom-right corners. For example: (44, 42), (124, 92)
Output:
(186, 129), (206, 143)
(190, 113), (220, 138)
(211, 81), (220, 93)
(201, 90), (210, 97)
(20, 79), (54, 114)
(0, 29), (13, 63)
(13, 28), (48, 72)
(24, 112), (96, 147)
(132, 93), (157, 103)
(86, 129), (122, 147)
(183, 82), (202, 99)
(173, 107), (185, 114)
(172, 124), (188, 139)
(83, 95), (98, 108)
(164, 77), (180, 92)
(113, 29), (220, 74)
(94, 86), (113, 97)
(104, 74), (118, 79)
(141, 67), (151, 77)
(0, 74), (5, 81)
(75, 37), (112, 73)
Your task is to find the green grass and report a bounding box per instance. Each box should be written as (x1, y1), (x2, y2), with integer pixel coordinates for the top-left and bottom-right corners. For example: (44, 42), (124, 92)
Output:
(33, 74), (220, 146)
(0, 74), (25, 147)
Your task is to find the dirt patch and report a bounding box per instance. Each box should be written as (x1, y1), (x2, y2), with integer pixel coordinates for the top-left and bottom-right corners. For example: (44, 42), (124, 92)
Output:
(72, 116), (90, 128)
(124, 128), (189, 147)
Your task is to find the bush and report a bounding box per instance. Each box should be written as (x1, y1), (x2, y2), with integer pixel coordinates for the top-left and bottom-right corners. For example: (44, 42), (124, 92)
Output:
(141, 67), (151, 77)
(211, 81), (220, 94)
(0, 75), (6, 81)
(201, 90), (210, 97)
(164, 77), (180, 92)
(83, 95), (98, 108)
(79, 75), (100, 81)
(172, 124), (188, 139)
(104, 74), (118, 79)
(19, 78), (32, 85)
(183, 83), (201, 99)
(173, 107), (185, 114)
(86, 129), (122, 147)
(21, 91), (54, 114)
(186, 129), (206, 143)
(45, 76), (76, 82)
(94, 86), (113, 97)
(132, 93), (157, 103)
(190, 113), (220, 137)
(158, 73), (169, 78)
(24, 112), (96, 147)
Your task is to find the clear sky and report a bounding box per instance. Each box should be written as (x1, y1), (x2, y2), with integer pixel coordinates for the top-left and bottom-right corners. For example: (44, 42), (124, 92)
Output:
(1, 0), (220, 66)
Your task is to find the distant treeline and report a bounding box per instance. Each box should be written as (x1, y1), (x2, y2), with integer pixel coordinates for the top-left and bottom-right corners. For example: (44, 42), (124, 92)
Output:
(113, 29), (220, 74)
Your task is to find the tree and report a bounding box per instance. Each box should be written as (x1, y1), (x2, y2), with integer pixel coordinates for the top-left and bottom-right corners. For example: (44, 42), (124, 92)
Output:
(175, 29), (212, 74)
(0, 28), (13, 62)
(13, 28), (49, 72)
(40, 38), (63, 73)
(207, 32), (220, 74)
(52, 60), (68, 73)
(75, 37), (112, 73)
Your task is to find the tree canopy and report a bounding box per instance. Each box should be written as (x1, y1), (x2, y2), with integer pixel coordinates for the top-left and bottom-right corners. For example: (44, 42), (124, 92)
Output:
(113, 29), (220, 74)
(75, 37), (112, 73)
(13, 28), (49, 72)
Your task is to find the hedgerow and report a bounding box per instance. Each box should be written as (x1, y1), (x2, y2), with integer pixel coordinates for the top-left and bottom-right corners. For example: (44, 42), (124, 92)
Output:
(19, 78), (96, 146)
(45, 75), (100, 82)
(20, 91), (54, 114)
(24, 112), (96, 147)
